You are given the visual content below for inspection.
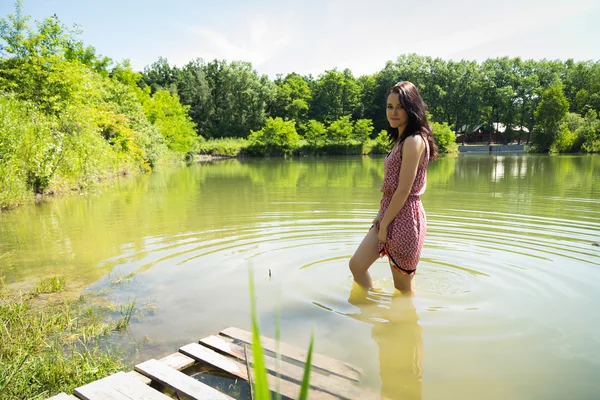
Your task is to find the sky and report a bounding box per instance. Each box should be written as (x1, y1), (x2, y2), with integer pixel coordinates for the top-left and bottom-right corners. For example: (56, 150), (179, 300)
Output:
(1, 0), (599, 78)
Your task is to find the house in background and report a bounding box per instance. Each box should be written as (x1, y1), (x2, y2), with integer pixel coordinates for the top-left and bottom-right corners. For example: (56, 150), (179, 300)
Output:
(455, 123), (530, 144)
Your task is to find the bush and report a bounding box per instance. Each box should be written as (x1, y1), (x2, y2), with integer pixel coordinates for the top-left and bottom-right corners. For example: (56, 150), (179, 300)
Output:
(552, 123), (579, 153)
(142, 90), (199, 154)
(353, 119), (374, 144)
(197, 138), (248, 157)
(326, 115), (353, 145)
(302, 120), (327, 147)
(371, 130), (391, 154)
(247, 117), (300, 156)
(0, 94), (121, 207)
(430, 121), (457, 153)
(580, 110), (600, 153)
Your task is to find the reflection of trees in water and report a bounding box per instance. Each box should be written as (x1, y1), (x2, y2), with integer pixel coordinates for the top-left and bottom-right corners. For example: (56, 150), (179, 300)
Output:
(347, 285), (423, 400)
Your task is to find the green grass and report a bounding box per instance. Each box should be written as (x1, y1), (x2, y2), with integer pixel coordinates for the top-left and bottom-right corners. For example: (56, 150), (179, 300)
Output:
(0, 277), (138, 399)
(198, 138), (249, 157)
(248, 269), (314, 399)
(33, 276), (66, 294)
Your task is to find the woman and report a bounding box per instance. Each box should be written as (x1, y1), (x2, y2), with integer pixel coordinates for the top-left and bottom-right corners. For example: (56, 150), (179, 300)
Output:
(349, 81), (438, 292)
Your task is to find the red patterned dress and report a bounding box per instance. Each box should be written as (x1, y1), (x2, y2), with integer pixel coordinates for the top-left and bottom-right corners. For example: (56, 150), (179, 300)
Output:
(374, 134), (430, 275)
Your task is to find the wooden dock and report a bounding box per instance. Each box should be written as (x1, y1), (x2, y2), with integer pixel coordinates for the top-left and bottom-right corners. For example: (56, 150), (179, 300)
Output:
(46, 326), (379, 400)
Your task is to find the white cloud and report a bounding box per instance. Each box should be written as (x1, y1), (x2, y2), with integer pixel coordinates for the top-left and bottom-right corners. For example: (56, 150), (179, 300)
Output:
(155, 0), (599, 78)
(409, 0), (598, 59)
(182, 15), (293, 68)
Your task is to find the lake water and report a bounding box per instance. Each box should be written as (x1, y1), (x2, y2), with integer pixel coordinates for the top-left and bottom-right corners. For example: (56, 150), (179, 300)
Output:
(1, 154), (599, 399)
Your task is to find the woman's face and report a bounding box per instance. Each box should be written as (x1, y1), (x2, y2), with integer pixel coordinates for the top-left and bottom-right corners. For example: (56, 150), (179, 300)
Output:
(386, 93), (408, 130)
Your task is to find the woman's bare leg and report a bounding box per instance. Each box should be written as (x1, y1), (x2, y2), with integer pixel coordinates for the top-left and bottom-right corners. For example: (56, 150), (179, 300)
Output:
(390, 265), (416, 293)
(349, 228), (380, 289)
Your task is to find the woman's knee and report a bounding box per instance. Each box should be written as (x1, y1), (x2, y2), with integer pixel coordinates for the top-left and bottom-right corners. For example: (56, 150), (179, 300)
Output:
(348, 256), (364, 275)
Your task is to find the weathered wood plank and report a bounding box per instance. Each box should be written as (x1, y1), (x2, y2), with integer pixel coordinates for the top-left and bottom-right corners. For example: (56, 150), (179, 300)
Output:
(74, 371), (171, 400)
(126, 370), (152, 385)
(180, 343), (337, 400)
(201, 335), (377, 400)
(124, 353), (196, 388)
(135, 359), (234, 400)
(220, 326), (362, 382)
(159, 351), (196, 370)
(180, 342), (248, 379)
(46, 393), (78, 400)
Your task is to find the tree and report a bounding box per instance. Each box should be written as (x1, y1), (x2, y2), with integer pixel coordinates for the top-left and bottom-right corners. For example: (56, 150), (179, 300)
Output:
(269, 73), (312, 125)
(142, 90), (199, 153)
(176, 58), (211, 137)
(356, 74), (378, 122)
(309, 69), (360, 123)
(532, 80), (569, 151)
(201, 60), (275, 138)
(481, 57), (518, 143)
(140, 56), (178, 94)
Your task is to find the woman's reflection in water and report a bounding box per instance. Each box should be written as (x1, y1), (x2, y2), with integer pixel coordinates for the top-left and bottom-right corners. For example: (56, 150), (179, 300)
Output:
(347, 284), (423, 400)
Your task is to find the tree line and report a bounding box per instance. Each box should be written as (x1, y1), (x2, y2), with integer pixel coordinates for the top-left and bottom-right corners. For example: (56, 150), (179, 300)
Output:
(1, 1), (599, 208)
(140, 53), (600, 153)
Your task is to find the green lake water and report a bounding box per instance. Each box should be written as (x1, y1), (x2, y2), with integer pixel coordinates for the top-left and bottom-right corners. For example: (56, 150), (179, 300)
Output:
(1, 154), (599, 399)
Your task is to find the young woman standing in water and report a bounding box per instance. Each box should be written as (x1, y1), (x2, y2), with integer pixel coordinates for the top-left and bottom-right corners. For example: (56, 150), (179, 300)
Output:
(349, 81), (438, 292)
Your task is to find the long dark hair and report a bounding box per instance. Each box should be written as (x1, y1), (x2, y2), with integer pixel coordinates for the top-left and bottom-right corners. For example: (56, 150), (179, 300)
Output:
(386, 81), (439, 160)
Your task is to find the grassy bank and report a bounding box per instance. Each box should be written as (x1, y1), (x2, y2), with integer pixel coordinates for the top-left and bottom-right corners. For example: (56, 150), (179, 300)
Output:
(0, 275), (137, 399)
(196, 138), (391, 158)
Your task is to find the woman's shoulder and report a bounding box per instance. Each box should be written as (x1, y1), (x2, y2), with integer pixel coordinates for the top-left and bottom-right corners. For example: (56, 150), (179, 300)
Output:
(403, 133), (426, 149)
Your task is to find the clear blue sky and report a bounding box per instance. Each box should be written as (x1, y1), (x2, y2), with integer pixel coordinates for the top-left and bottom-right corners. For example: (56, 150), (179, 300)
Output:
(2, 0), (599, 78)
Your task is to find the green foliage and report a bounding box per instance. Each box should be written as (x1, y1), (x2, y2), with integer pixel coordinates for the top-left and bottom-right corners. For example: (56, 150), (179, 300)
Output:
(430, 121), (458, 153)
(137, 52), (600, 154)
(551, 113), (585, 153)
(270, 73), (312, 124)
(140, 56), (177, 94)
(302, 119), (327, 147)
(552, 123), (579, 153)
(201, 60), (276, 139)
(353, 119), (374, 143)
(247, 117), (300, 156)
(580, 110), (600, 153)
(0, 93), (120, 206)
(371, 130), (391, 154)
(297, 333), (315, 400)
(327, 115), (354, 144)
(142, 90), (199, 153)
(532, 80), (570, 151)
(0, 5), (202, 209)
(198, 138), (248, 157)
(33, 276), (66, 294)
(309, 69), (361, 123)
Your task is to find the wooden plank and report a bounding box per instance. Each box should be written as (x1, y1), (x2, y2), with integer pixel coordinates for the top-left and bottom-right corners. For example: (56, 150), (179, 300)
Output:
(125, 370), (152, 385)
(135, 359), (234, 400)
(180, 342), (248, 379)
(46, 393), (78, 400)
(124, 353), (195, 387)
(180, 343), (337, 400)
(159, 352), (196, 371)
(200, 335), (378, 400)
(220, 326), (362, 382)
(74, 371), (171, 400)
